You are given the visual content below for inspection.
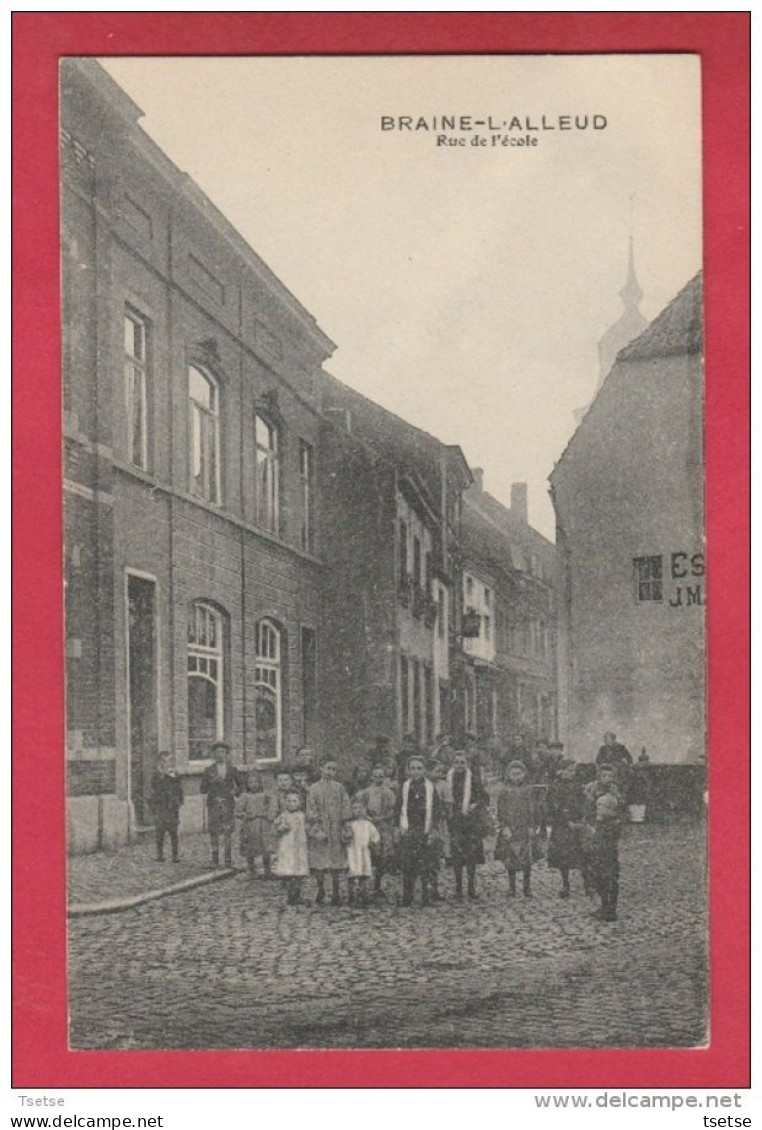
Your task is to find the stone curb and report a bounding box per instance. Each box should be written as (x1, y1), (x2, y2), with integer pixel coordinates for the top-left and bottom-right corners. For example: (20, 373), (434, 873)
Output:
(68, 867), (238, 917)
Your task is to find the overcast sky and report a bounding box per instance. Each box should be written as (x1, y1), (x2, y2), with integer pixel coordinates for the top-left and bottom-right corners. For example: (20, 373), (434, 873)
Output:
(100, 55), (702, 538)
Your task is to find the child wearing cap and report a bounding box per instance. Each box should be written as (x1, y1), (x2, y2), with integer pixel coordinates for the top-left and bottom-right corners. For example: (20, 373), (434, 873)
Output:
(397, 756), (444, 908)
(273, 789), (310, 906)
(199, 742), (240, 868)
(344, 795), (381, 906)
(584, 764), (626, 921)
(149, 751), (184, 863)
(495, 760), (536, 897)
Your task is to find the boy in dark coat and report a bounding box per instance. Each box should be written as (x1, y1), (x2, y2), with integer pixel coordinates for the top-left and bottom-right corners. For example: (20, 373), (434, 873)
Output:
(200, 742), (240, 867)
(398, 756), (444, 907)
(445, 750), (488, 900)
(584, 763), (626, 921)
(150, 751), (183, 862)
(546, 758), (585, 897)
(495, 760), (536, 897)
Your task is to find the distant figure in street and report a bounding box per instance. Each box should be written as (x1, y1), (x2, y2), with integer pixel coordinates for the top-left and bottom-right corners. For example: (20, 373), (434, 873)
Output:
(273, 790), (310, 906)
(236, 772), (276, 880)
(495, 760), (536, 898)
(398, 756), (443, 907)
(628, 748), (652, 819)
(445, 750), (488, 900)
(596, 732), (633, 797)
(200, 742), (240, 868)
(546, 758), (585, 898)
(358, 766), (398, 898)
(345, 795), (381, 907)
(584, 763), (626, 921)
(430, 761), (451, 896)
(306, 758), (353, 906)
(150, 751), (183, 863)
(293, 746), (319, 783)
(463, 733), (485, 783)
(369, 735), (392, 769)
(290, 765), (312, 809)
(396, 732), (420, 786)
(273, 769), (295, 816)
(432, 734), (453, 772)
(349, 754), (373, 796)
(382, 759), (400, 798)
(544, 741), (566, 784)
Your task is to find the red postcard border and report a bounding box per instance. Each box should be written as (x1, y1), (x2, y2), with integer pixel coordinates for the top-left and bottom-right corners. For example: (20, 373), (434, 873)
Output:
(12, 12), (750, 1089)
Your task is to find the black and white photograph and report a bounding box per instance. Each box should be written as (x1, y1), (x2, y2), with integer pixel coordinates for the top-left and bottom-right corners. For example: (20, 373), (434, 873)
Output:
(61, 53), (706, 1051)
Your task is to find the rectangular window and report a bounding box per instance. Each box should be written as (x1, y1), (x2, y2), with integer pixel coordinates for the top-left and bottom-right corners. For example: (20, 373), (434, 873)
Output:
(438, 585), (447, 640)
(634, 555), (663, 602)
(400, 655), (409, 733)
(255, 414), (280, 533)
(301, 627), (317, 744)
(124, 310), (148, 470)
(439, 681), (449, 734)
(398, 520), (408, 580)
(189, 365), (220, 504)
(412, 659), (422, 741)
(299, 440), (314, 552)
(484, 615), (491, 642)
(423, 665), (434, 747)
(413, 536), (422, 588)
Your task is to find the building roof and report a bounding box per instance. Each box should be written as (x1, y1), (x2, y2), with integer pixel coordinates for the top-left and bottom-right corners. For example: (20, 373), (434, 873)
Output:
(463, 483), (555, 582)
(62, 59), (336, 358)
(618, 271), (703, 361)
(551, 270), (703, 483)
(320, 371), (472, 509)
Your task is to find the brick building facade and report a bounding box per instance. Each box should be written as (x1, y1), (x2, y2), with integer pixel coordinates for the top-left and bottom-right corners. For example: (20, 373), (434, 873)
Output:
(62, 60), (558, 852)
(62, 61), (334, 850)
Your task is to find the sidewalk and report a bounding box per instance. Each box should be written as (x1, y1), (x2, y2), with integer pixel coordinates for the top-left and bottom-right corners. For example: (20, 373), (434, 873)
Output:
(67, 832), (236, 916)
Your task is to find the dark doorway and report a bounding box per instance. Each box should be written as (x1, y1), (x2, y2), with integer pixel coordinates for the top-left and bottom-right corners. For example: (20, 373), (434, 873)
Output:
(127, 574), (158, 825)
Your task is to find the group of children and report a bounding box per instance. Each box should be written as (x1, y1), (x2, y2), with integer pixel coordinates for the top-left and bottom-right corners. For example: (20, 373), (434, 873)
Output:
(150, 741), (626, 921)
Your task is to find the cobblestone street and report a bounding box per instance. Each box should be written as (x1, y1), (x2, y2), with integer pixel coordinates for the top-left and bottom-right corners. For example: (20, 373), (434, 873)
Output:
(68, 819), (707, 1050)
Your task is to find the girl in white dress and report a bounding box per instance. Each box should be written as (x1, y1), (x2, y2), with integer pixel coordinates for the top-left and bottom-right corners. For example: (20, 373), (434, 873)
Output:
(344, 795), (380, 906)
(273, 790), (310, 905)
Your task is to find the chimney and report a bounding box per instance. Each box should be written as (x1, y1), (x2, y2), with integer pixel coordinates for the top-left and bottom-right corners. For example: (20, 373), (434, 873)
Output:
(511, 482), (528, 524)
(471, 467), (484, 493)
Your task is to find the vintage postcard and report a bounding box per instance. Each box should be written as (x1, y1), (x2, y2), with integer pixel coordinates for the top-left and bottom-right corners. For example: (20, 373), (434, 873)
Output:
(59, 52), (708, 1053)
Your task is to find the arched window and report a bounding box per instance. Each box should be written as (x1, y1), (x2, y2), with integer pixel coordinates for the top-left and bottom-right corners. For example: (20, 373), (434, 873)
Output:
(255, 414), (279, 533)
(187, 602), (224, 759)
(255, 618), (282, 762)
(189, 365), (220, 504)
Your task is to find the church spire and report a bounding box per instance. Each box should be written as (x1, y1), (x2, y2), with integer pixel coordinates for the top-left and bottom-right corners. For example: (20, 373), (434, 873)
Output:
(619, 233), (643, 310)
(572, 221), (649, 423)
